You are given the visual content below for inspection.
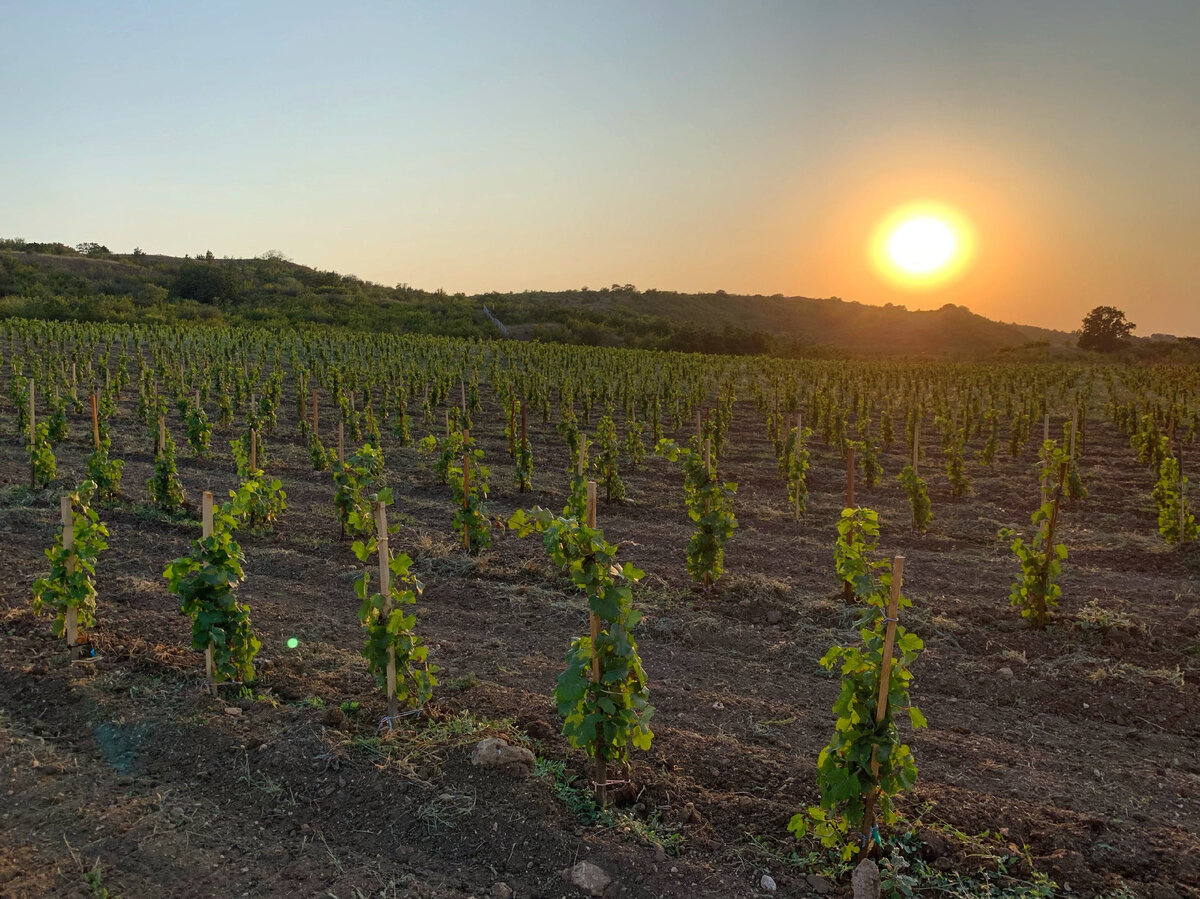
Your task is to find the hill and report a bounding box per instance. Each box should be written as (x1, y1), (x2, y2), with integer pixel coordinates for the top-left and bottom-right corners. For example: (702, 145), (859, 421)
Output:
(0, 239), (1074, 357)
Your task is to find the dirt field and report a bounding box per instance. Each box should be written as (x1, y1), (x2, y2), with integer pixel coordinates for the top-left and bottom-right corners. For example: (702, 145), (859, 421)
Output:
(1, 381), (1197, 898)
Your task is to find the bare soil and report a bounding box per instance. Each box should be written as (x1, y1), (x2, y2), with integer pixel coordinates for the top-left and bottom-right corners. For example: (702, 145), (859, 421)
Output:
(1, 385), (1198, 898)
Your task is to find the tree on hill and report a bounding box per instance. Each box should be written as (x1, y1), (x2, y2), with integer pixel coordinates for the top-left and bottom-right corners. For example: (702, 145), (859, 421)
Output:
(172, 259), (241, 303)
(1078, 306), (1134, 351)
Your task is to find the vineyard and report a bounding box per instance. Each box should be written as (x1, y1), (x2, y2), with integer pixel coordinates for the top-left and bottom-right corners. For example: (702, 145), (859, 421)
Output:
(0, 319), (1197, 899)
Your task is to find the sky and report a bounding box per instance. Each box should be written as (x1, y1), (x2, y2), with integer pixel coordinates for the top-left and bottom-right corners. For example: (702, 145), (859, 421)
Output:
(3, 1), (1198, 335)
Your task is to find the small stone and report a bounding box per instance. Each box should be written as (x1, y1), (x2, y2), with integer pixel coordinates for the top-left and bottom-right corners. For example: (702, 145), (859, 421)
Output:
(766, 610), (782, 625)
(471, 737), (535, 778)
(562, 860), (613, 897)
(852, 858), (881, 899)
(490, 883), (514, 899)
(806, 873), (832, 894)
(654, 844), (667, 862)
(223, 706), (242, 716)
(323, 707), (345, 728)
(760, 873), (777, 892)
(997, 667), (1014, 678)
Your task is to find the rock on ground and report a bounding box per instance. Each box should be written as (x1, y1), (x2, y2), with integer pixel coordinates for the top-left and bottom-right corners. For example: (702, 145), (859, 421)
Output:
(470, 737), (535, 778)
(561, 860), (614, 897)
(852, 858), (881, 899)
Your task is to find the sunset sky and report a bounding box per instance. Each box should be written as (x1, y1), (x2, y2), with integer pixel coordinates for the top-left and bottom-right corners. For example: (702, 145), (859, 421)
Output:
(4, 1), (1198, 335)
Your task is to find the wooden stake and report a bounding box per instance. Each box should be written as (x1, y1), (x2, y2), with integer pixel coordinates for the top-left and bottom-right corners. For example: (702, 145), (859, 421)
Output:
(158, 416), (166, 456)
(374, 501), (398, 720)
(912, 417), (920, 474)
(61, 495), (78, 648)
(461, 451), (472, 552)
(337, 420), (345, 466)
(1041, 412), (1051, 504)
(845, 443), (856, 509)
(311, 387), (319, 437)
(28, 378), (36, 488)
(90, 392), (100, 450)
(1179, 443), (1187, 539)
(201, 492), (216, 687)
(1039, 464), (1068, 629)
(250, 428), (258, 472)
(859, 555), (904, 859)
(585, 480), (607, 808)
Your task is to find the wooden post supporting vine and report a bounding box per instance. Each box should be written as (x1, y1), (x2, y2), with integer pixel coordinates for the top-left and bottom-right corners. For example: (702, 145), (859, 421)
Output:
(1041, 414), (1052, 506)
(585, 479), (608, 808)
(1039, 463), (1068, 629)
(201, 491), (216, 689)
(90, 391), (100, 451)
(61, 496), (78, 649)
(912, 418), (920, 475)
(250, 427), (258, 473)
(1179, 443), (1188, 539)
(461, 450), (473, 552)
(338, 419), (345, 466)
(28, 378), (36, 488)
(795, 413), (804, 521)
(845, 442), (856, 510)
(311, 387), (319, 437)
(157, 416), (166, 456)
(374, 500), (399, 720)
(859, 555), (904, 859)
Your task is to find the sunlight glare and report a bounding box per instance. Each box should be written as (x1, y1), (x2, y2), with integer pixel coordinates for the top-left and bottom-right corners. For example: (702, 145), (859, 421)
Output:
(871, 203), (974, 289)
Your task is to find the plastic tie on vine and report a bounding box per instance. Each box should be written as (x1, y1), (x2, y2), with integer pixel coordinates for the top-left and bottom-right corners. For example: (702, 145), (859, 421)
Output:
(881, 616), (900, 624)
(70, 641), (99, 663)
(377, 707), (423, 733)
(858, 825), (882, 849)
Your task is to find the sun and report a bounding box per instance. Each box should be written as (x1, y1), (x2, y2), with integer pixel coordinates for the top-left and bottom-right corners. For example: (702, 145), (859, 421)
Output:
(871, 203), (973, 288)
(887, 216), (957, 274)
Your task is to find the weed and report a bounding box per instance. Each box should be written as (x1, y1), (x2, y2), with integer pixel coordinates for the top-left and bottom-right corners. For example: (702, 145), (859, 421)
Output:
(1075, 600), (1135, 633)
(443, 672), (479, 693)
(83, 863), (113, 899)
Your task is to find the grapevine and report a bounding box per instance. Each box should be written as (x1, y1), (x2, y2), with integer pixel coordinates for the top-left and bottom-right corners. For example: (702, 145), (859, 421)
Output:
(163, 500), (260, 684)
(32, 481), (109, 640)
